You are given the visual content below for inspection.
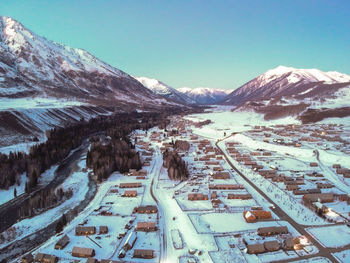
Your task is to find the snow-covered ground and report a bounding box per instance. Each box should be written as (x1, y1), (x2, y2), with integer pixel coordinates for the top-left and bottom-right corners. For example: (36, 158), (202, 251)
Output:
(185, 106), (299, 139)
(189, 212), (282, 233)
(0, 165), (57, 206)
(0, 161), (88, 250)
(0, 173), (26, 205)
(334, 249), (350, 263)
(307, 225), (350, 248)
(0, 97), (87, 111)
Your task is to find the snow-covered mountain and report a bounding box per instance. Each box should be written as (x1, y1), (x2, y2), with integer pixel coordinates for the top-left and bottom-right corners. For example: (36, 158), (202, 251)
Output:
(178, 87), (232, 104)
(135, 77), (196, 104)
(225, 66), (350, 123)
(0, 16), (177, 147)
(0, 16), (173, 106)
(224, 66), (350, 105)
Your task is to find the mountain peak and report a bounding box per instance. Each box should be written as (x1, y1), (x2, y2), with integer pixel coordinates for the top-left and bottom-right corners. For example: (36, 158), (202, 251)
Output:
(224, 66), (350, 105)
(177, 87), (232, 104)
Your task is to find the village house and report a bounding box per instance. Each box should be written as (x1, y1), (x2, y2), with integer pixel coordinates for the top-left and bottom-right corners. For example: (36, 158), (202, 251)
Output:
(212, 172), (230, 179)
(72, 247), (95, 258)
(135, 205), (158, 214)
(34, 253), (58, 263)
(205, 161), (220, 165)
(209, 184), (244, 190)
(75, 226), (96, 236)
(213, 166), (223, 171)
(246, 243), (265, 254)
(286, 185), (299, 191)
(243, 210), (272, 223)
(258, 226), (289, 236)
(135, 222), (157, 232)
(188, 193), (209, 201)
(54, 235), (69, 250)
(99, 226), (108, 234)
(123, 190), (138, 197)
(228, 193), (252, 200)
(119, 182), (142, 188)
(310, 162), (318, 167)
(133, 249), (155, 259)
(303, 193), (334, 203)
(317, 182), (334, 189)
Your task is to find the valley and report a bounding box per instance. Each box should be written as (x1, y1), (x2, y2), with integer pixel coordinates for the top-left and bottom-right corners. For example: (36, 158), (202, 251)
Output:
(0, 9), (350, 263)
(1, 106), (349, 263)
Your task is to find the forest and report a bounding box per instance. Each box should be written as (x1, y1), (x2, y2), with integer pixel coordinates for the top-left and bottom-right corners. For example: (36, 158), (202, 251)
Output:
(0, 108), (187, 191)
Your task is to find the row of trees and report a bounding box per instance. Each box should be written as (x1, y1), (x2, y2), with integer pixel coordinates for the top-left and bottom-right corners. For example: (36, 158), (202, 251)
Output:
(0, 108), (181, 191)
(87, 111), (172, 181)
(18, 187), (73, 218)
(163, 149), (189, 180)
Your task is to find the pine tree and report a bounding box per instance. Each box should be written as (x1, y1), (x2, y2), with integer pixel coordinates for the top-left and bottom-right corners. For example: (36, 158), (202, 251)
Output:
(55, 220), (63, 233)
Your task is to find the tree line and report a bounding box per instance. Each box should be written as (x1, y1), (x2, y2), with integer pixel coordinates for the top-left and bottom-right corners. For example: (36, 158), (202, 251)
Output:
(0, 108), (188, 191)
(163, 149), (189, 180)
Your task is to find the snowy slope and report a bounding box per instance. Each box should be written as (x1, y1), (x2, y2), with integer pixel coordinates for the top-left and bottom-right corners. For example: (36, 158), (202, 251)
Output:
(0, 16), (171, 107)
(178, 87), (232, 104)
(135, 76), (196, 104)
(0, 16), (181, 147)
(224, 66), (350, 105)
(225, 66), (350, 122)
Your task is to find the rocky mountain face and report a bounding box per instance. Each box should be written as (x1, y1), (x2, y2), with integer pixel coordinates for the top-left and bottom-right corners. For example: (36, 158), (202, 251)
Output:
(177, 87), (232, 104)
(0, 16), (177, 148)
(135, 77), (196, 105)
(225, 66), (350, 123)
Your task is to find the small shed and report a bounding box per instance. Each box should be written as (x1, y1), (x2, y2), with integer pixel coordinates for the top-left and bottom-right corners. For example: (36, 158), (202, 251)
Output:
(99, 226), (108, 234)
(133, 249), (155, 259)
(75, 226), (96, 236)
(54, 234), (70, 250)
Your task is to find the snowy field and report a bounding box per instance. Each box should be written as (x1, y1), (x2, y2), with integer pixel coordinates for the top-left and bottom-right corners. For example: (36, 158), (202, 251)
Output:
(185, 106), (299, 140)
(307, 225), (350, 248)
(334, 249), (350, 263)
(189, 212), (281, 233)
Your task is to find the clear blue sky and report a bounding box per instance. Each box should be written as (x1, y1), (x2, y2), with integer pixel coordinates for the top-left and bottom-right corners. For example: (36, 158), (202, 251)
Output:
(1, 0), (349, 89)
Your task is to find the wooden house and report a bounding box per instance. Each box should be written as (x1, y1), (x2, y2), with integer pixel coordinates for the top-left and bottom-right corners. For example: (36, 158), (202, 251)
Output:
(133, 249), (155, 259)
(257, 226), (288, 236)
(75, 226), (96, 236)
(54, 235), (69, 250)
(72, 247), (95, 258)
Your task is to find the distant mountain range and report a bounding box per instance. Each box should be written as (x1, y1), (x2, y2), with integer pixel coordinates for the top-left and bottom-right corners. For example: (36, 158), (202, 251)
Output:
(135, 77), (196, 105)
(224, 66), (350, 123)
(136, 77), (232, 105)
(177, 87), (233, 104)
